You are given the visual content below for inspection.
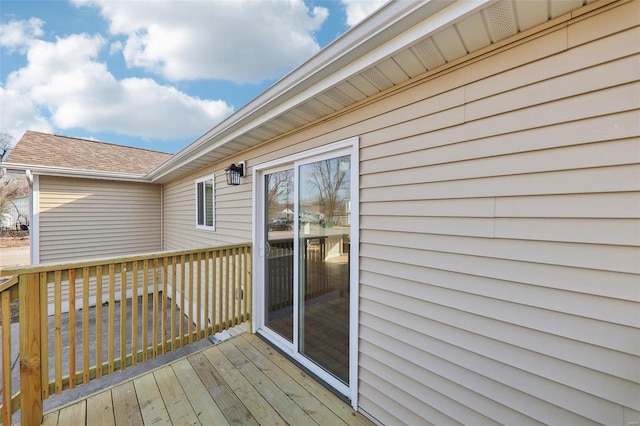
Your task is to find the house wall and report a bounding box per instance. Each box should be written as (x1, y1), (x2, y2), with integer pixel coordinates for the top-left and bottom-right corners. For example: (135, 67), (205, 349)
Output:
(39, 176), (163, 263)
(162, 1), (640, 424)
(163, 170), (252, 249)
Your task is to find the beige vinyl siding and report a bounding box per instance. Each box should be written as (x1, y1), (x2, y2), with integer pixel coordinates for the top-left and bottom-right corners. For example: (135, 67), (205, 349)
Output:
(39, 176), (163, 263)
(160, 1), (640, 424)
(163, 176), (252, 250)
(355, 2), (640, 424)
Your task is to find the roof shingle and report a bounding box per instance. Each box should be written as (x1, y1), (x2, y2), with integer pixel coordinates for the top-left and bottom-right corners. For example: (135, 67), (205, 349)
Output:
(5, 131), (173, 176)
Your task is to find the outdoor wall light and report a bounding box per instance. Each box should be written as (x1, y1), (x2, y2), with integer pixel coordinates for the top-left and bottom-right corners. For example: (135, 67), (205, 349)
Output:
(225, 161), (245, 186)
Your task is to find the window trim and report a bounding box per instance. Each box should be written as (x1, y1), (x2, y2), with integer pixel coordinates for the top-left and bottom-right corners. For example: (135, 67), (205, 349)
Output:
(195, 175), (215, 231)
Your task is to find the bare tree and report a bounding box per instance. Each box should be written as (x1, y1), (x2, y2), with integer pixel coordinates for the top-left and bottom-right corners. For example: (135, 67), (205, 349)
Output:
(0, 132), (14, 168)
(0, 133), (27, 228)
(266, 169), (293, 220)
(304, 156), (349, 224)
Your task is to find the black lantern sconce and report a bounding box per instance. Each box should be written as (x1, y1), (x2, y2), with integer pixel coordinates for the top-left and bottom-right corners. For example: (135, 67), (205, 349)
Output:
(225, 161), (245, 186)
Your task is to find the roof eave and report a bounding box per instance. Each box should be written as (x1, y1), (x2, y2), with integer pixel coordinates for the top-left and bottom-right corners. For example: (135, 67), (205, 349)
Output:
(147, 0), (491, 183)
(2, 163), (152, 183)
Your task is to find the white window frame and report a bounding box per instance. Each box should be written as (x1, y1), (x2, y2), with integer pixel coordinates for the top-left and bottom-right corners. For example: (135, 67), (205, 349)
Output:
(195, 175), (215, 231)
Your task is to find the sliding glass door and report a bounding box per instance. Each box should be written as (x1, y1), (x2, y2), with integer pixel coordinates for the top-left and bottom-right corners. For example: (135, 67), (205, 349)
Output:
(259, 146), (355, 392)
(264, 168), (294, 342)
(297, 155), (351, 383)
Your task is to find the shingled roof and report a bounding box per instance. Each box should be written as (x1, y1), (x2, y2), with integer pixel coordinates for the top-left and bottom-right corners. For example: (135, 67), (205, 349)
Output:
(5, 131), (172, 177)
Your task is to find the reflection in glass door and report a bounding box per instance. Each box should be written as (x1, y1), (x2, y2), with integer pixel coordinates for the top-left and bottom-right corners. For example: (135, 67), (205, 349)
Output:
(298, 155), (351, 383)
(264, 169), (294, 342)
(260, 150), (353, 389)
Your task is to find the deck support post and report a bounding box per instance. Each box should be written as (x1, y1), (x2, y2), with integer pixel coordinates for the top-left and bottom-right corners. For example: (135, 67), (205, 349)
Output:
(19, 272), (43, 426)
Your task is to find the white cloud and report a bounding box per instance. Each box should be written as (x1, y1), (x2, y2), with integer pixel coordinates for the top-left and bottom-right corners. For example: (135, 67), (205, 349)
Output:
(1, 27), (233, 142)
(341, 0), (388, 27)
(0, 17), (44, 53)
(0, 86), (53, 140)
(109, 40), (123, 55)
(72, 0), (328, 84)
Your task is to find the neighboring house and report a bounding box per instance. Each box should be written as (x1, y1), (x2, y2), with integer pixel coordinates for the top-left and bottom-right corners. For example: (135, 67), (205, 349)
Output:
(4, 0), (639, 424)
(4, 131), (172, 263)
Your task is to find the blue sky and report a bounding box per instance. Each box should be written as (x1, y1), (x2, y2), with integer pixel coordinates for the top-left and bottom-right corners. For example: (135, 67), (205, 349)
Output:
(0, 0), (386, 153)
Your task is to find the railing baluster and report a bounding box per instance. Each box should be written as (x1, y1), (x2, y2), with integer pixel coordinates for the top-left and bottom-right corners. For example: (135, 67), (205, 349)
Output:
(95, 266), (103, 379)
(131, 261), (138, 366)
(68, 268), (76, 389)
(179, 255), (185, 348)
(196, 252), (202, 340)
(224, 249), (230, 330)
(82, 267), (90, 384)
(188, 254), (194, 344)
(54, 270), (62, 393)
(203, 251), (209, 337)
(214, 252), (218, 335)
(108, 264), (115, 375)
(162, 257), (168, 355)
(231, 248), (237, 327)
(40, 272), (49, 399)
(217, 250), (223, 333)
(142, 260), (148, 363)
(2, 287), (12, 425)
(171, 256), (177, 352)
(237, 249), (243, 325)
(120, 263), (127, 371)
(152, 259), (159, 358)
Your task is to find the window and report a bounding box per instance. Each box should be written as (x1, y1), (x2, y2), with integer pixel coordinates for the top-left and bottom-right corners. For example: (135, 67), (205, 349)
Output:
(195, 176), (215, 230)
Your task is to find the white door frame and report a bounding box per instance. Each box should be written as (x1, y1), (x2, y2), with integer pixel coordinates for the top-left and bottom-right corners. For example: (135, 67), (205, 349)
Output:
(252, 137), (359, 409)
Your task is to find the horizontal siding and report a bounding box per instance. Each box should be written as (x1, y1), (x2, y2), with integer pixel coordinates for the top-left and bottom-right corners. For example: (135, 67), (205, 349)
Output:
(163, 174), (253, 250)
(159, 1), (640, 424)
(39, 176), (162, 262)
(355, 1), (640, 424)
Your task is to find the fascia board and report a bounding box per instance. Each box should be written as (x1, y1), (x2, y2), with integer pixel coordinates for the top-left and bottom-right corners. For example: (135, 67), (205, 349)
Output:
(2, 162), (151, 183)
(148, 0), (491, 183)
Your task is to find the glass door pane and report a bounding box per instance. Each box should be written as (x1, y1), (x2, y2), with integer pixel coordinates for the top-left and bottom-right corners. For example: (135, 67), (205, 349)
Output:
(298, 155), (351, 383)
(264, 169), (295, 342)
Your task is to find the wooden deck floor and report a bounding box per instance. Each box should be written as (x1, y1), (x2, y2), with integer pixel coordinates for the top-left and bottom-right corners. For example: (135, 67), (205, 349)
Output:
(40, 333), (373, 426)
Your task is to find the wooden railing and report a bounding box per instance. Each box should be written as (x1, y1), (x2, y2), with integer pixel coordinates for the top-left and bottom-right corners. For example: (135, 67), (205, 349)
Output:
(267, 237), (349, 312)
(0, 243), (252, 426)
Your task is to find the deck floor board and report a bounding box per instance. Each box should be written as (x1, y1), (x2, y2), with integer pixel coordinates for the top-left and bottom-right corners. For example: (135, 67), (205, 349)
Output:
(40, 333), (373, 426)
(171, 358), (230, 425)
(133, 372), (171, 425)
(111, 380), (143, 426)
(189, 350), (256, 425)
(86, 390), (115, 426)
(154, 365), (199, 425)
(203, 345), (286, 425)
(218, 339), (315, 425)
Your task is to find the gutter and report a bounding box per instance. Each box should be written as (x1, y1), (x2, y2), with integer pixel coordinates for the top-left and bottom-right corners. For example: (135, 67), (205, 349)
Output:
(2, 162), (152, 183)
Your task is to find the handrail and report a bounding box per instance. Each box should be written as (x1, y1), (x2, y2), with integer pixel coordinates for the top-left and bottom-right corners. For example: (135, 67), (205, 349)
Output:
(0, 243), (252, 426)
(0, 276), (18, 293)
(0, 243), (252, 276)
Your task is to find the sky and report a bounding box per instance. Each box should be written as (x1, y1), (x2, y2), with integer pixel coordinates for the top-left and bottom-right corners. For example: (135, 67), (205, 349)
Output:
(0, 0), (387, 154)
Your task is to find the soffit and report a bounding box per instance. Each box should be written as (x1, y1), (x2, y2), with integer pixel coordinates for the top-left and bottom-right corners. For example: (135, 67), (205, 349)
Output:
(150, 0), (599, 184)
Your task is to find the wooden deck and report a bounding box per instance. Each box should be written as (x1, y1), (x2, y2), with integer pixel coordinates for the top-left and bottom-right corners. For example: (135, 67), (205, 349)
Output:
(39, 333), (373, 426)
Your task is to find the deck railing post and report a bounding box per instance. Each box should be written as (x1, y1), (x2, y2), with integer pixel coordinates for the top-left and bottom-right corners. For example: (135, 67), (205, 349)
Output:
(19, 272), (43, 426)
